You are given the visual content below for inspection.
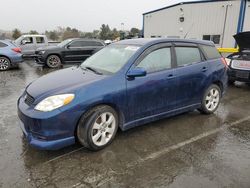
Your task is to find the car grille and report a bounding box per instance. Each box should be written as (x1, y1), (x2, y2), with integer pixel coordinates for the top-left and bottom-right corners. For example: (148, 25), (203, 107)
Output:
(24, 92), (35, 106)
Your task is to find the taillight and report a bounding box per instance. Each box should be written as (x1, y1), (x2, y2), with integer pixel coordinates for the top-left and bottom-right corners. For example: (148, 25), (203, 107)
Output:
(12, 47), (21, 53)
(221, 57), (228, 67)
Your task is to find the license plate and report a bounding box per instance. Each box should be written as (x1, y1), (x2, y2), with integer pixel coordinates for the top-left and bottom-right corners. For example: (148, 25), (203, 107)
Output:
(232, 60), (250, 70)
(236, 71), (249, 79)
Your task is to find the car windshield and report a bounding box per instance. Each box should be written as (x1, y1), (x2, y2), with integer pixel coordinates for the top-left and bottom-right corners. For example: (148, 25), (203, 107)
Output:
(81, 44), (140, 74)
(57, 39), (73, 47)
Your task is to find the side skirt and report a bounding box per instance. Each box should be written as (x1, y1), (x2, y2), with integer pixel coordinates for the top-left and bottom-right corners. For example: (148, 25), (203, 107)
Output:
(122, 103), (201, 131)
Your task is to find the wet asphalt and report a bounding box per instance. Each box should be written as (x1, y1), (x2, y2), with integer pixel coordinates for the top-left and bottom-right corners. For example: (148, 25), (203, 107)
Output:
(0, 61), (250, 188)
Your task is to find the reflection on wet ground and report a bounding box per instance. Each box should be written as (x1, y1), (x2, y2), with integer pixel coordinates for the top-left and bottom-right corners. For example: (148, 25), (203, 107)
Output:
(0, 61), (250, 188)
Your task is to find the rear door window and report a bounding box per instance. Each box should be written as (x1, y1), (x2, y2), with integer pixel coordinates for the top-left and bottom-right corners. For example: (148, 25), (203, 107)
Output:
(201, 45), (221, 60)
(137, 47), (172, 73)
(36, 37), (45, 44)
(175, 47), (202, 66)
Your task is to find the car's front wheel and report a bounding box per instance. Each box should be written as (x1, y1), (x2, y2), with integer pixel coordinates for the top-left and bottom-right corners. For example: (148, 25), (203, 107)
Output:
(46, 55), (61, 68)
(77, 105), (118, 151)
(0, 56), (11, 71)
(199, 84), (221, 114)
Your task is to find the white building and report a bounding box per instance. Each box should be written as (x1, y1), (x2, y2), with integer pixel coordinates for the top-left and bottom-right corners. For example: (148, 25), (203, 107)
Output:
(143, 0), (250, 48)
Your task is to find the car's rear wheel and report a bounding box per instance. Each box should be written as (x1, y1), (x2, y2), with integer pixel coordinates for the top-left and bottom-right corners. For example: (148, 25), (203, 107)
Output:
(77, 105), (118, 151)
(46, 55), (61, 68)
(199, 84), (221, 114)
(0, 57), (11, 71)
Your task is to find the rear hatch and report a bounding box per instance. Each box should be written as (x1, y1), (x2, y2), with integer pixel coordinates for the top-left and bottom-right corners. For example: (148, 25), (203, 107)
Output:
(231, 32), (250, 70)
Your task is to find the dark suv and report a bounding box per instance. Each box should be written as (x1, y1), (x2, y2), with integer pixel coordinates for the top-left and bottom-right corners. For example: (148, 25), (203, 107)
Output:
(35, 38), (105, 68)
(227, 32), (250, 84)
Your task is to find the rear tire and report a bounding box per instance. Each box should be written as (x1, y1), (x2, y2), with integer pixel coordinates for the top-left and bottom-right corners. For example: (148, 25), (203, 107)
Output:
(0, 56), (11, 71)
(46, 55), (61, 68)
(198, 84), (221, 114)
(77, 105), (118, 151)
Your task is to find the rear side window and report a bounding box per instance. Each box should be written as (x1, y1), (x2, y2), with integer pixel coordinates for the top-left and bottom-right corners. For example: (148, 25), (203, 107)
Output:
(0, 42), (7, 47)
(175, 47), (202, 66)
(137, 47), (171, 73)
(201, 45), (221, 60)
(82, 41), (104, 47)
(36, 37), (45, 44)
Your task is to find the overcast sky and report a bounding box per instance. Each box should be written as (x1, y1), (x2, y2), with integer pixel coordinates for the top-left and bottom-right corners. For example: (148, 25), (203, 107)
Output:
(0, 0), (195, 32)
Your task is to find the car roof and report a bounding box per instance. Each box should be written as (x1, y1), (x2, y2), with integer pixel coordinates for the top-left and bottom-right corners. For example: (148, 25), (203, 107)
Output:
(115, 38), (215, 46)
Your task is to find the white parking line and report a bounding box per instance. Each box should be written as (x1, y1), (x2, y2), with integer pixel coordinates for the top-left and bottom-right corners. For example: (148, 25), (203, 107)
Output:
(43, 147), (84, 165)
(129, 115), (250, 166)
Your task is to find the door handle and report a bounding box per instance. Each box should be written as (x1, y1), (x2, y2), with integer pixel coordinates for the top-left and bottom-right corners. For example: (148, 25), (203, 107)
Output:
(167, 74), (175, 79)
(202, 67), (208, 72)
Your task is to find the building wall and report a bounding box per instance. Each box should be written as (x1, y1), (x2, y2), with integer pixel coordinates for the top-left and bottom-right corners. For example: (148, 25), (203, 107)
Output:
(243, 1), (250, 31)
(143, 0), (241, 48)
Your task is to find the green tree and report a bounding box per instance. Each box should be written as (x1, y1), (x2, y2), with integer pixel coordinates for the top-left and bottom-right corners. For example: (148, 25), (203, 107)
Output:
(130, 28), (140, 37)
(45, 30), (59, 41)
(29, 30), (39, 34)
(99, 24), (111, 40)
(62, 27), (80, 40)
(12, 28), (21, 39)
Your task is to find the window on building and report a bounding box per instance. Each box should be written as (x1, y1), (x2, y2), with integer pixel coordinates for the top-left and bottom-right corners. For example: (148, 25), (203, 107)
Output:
(175, 47), (202, 66)
(137, 47), (172, 73)
(202, 35), (221, 44)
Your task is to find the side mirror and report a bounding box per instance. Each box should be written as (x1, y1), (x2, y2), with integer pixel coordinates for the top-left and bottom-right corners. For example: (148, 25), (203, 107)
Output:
(66, 45), (71, 49)
(127, 67), (147, 78)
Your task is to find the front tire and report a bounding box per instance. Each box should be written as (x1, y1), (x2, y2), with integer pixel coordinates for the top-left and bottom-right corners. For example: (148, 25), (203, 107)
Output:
(77, 105), (118, 151)
(199, 84), (221, 114)
(46, 55), (61, 68)
(0, 57), (11, 71)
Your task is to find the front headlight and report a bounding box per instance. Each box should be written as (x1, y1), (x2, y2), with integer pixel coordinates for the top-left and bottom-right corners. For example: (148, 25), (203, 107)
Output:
(39, 50), (46, 55)
(35, 94), (75, 112)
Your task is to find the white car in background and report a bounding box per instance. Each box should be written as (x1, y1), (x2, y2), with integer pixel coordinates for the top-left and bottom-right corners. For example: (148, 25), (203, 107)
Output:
(227, 32), (250, 85)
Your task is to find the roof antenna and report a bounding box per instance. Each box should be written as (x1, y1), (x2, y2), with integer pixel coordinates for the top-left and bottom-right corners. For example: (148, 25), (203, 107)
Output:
(184, 22), (194, 39)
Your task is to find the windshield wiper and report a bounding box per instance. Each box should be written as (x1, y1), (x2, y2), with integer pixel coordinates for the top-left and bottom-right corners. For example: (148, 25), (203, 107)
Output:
(83, 66), (103, 75)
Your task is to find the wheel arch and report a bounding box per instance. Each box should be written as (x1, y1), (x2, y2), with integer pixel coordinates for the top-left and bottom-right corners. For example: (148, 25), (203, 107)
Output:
(74, 102), (125, 140)
(0, 55), (11, 63)
(212, 80), (223, 93)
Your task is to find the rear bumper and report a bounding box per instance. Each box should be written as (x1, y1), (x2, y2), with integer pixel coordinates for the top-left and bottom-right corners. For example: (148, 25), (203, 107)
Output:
(228, 67), (250, 83)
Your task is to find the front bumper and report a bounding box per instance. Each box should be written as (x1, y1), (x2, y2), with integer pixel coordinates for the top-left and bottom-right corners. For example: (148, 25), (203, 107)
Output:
(17, 93), (82, 150)
(34, 54), (46, 64)
(19, 120), (75, 150)
(228, 67), (250, 83)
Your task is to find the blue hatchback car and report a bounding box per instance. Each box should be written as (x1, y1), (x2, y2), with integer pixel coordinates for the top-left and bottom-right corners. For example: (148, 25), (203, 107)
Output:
(0, 40), (23, 71)
(17, 38), (228, 151)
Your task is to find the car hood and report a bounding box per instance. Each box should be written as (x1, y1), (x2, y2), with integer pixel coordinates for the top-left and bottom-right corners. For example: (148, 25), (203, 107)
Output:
(37, 45), (61, 51)
(234, 32), (250, 51)
(26, 66), (105, 99)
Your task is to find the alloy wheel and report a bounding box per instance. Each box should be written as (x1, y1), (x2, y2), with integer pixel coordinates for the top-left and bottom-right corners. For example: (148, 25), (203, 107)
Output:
(205, 88), (220, 111)
(47, 55), (61, 68)
(0, 57), (10, 70)
(91, 112), (116, 146)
